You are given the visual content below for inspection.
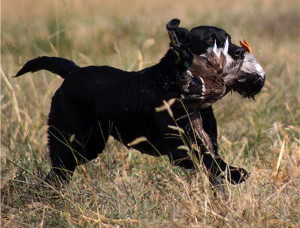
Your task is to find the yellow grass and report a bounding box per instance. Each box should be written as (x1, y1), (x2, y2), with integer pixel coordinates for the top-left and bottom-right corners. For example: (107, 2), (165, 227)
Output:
(1, 0), (299, 227)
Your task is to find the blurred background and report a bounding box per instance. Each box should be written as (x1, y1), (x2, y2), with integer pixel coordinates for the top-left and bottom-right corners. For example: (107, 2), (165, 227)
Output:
(1, 0), (299, 227)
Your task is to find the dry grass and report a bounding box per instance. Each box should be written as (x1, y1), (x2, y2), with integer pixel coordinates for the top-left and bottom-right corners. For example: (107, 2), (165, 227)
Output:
(1, 0), (299, 227)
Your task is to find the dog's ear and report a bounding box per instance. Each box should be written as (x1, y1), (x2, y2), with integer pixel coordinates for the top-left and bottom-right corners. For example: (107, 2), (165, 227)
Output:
(166, 18), (190, 47)
(166, 18), (181, 30)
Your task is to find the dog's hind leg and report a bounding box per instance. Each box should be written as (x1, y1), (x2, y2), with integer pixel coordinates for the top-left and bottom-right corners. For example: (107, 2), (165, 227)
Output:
(45, 122), (109, 186)
(44, 90), (109, 186)
(44, 128), (79, 185)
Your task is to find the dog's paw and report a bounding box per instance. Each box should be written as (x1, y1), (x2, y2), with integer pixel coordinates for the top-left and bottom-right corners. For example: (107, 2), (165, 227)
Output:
(228, 167), (249, 185)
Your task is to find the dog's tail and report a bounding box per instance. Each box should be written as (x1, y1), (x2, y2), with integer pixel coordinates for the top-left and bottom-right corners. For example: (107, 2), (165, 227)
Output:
(13, 56), (79, 79)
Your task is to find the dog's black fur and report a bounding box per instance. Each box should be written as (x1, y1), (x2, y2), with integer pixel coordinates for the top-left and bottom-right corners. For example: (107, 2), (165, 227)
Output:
(15, 19), (251, 186)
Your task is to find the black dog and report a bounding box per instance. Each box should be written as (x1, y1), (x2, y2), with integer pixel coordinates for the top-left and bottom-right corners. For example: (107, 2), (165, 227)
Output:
(14, 19), (263, 186)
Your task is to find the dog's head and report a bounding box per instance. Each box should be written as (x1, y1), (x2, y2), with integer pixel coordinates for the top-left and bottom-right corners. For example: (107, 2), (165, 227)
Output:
(166, 18), (265, 100)
(167, 19), (245, 61)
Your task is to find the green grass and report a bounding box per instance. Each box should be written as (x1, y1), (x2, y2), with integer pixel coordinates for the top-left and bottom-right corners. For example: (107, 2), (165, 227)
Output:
(1, 0), (299, 227)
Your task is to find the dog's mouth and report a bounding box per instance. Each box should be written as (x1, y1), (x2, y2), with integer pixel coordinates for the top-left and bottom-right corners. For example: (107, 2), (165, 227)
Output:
(179, 38), (265, 107)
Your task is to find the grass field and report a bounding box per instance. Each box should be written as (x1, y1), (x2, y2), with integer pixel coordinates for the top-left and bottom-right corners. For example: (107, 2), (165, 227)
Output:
(1, 0), (299, 227)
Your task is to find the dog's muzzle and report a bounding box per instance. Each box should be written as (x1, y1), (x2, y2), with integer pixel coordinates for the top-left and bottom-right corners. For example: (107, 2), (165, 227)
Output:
(228, 44), (246, 61)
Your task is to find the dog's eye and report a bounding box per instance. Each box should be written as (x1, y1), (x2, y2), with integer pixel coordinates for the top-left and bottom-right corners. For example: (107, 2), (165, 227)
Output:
(207, 38), (214, 43)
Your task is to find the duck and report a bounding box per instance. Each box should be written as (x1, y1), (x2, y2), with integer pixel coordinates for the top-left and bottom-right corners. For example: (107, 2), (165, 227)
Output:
(179, 39), (265, 108)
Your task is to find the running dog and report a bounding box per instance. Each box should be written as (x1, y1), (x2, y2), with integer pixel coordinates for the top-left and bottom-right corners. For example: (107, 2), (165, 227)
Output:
(14, 19), (264, 187)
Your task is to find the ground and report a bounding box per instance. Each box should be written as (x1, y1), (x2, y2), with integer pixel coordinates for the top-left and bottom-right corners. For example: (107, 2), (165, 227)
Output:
(1, 0), (299, 227)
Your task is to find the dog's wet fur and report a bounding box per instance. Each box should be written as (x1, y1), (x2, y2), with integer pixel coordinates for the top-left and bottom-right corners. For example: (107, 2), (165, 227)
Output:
(14, 19), (264, 187)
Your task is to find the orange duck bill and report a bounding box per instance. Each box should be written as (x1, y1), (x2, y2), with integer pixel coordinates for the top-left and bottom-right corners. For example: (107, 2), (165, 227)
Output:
(240, 40), (252, 54)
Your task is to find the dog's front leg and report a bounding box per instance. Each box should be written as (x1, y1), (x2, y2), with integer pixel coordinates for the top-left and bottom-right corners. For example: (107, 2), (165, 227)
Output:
(189, 110), (223, 181)
(199, 106), (219, 158)
(191, 108), (249, 185)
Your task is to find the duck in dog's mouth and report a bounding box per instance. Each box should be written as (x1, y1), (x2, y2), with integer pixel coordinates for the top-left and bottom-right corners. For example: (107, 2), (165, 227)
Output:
(179, 38), (265, 108)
